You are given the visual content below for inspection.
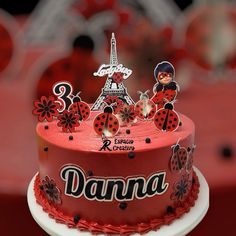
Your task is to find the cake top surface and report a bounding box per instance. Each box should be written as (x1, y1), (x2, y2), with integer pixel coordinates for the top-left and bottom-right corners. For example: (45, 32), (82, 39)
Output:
(33, 33), (194, 152)
(36, 112), (194, 153)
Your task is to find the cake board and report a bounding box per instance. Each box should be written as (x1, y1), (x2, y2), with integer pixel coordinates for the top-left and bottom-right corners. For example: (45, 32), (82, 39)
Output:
(27, 167), (209, 236)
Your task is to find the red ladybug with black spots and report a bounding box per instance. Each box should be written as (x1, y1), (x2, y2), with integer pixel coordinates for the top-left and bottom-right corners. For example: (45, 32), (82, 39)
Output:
(93, 105), (119, 137)
(151, 89), (177, 109)
(112, 72), (124, 84)
(186, 144), (196, 172)
(170, 141), (188, 173)
(69, 92), (90, 121)
(154, 102), (180, 132)
(135, 90), (157, 120)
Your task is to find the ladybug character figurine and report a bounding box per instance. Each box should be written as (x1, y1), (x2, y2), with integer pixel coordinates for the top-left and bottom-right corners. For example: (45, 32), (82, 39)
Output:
(135, 90), (157, 120)
(151, 61), (179, 109)
(93, 105), (120, 137)
(170, 140), (188, 173)
(69, 92), (90, 121)
(154, 102), (180, 132)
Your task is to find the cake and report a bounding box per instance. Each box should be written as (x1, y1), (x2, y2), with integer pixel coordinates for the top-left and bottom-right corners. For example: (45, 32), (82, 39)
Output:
(32, 34), (199, 235)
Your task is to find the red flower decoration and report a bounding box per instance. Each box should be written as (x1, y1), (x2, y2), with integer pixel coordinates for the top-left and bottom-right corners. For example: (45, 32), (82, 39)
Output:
(33, 96), (60, 122)
(41, 176), (61, 205)
(57, 110), (80, 132)
(104, 95), (123, 114)
(112, 72), (124, 84)
(118, 104), (136, 125)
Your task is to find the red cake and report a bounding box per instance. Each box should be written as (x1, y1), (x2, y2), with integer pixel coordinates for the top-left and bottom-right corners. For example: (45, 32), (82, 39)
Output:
(32, 34), (199, 235)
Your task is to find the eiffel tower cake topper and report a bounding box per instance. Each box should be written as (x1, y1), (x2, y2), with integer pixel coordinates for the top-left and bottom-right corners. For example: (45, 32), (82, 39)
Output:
(91, 33), (134, 111)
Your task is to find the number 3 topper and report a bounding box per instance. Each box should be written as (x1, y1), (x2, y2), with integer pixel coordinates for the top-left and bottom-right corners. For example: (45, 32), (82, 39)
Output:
(52, 81), (73, 112)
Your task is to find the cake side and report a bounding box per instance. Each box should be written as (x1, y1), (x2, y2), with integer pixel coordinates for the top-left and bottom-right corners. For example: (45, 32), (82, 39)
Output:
(35, 113), (196, 227)
(31, 34), (199, 235)
(34, 171), (199, 235)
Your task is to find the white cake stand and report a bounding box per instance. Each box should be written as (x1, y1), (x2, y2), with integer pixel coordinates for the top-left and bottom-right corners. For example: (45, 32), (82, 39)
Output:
(27, 167), (209, 236)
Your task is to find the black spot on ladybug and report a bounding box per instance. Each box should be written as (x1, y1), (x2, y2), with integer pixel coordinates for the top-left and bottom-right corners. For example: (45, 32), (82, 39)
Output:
(73, 215), (81, 224)
(97, 117), (100, 120)
(100, 122), (104, 125)
(169, 120), (172, 123)
(170, 113), (173, 117)
(119, 202), (127, 210)
(98, 128), (102, 132)
(69, 135), (73, 140)
(44, 125), (49, 130)
(114, 121), (118, 125)
(95, 124), (98, 127)
(161, 117), (164, 121)
(44, 147), (48, 152)
(192, 178), (196, 184)
(113, 128), (116, 132)
(162, 111), (166, 114)
(39, 185), (44, 190)
(109, 117), (113, 121)
(86, 112), (89, 115)
(145, 138), (151, 143)
(128, 151), (135, 159)
(157, 112), (161, 115)
(109, 124), (112, 128)
(126, 129), (130, 134)
(174, 118), (177, 121)
(102, 115), (105, 119)
(167, 126), (171, 129)
(172, 124), (176, 128)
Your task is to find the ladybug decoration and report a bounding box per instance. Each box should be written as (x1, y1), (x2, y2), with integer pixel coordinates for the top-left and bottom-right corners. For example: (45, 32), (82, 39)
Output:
(112, 72), (124, 84)
(151, 89), (177, 109)
(69, 92), (90, 121)
(93, 105), (120, 137)
(170, 141), (188, 173)
(135, 90), (157, 120)
(186, 144), (196, 172)
(154, 102), (180, 132)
